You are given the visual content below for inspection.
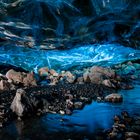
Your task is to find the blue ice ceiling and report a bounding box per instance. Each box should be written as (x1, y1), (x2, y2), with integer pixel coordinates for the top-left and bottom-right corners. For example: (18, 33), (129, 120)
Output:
(0, 0), (140, 71)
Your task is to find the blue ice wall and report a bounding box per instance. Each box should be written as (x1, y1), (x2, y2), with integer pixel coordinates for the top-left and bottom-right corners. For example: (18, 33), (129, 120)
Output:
(0, 0), (140, 71)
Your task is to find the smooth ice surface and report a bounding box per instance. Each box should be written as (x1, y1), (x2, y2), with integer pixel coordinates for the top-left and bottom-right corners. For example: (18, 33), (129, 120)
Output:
(0, 44), (140, 72)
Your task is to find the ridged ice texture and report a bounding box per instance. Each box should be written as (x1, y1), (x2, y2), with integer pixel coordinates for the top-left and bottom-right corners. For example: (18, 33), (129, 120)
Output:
(0, 0), (140, 49)
(0, 44), (140, 72)
(0, 0), (140, 71)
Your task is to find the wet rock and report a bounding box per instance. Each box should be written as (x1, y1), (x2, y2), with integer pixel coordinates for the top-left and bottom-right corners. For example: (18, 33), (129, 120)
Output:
(0, 80), (10, 91)
(6, 69), (37, 86)
(102, 79), (116, 88)
(121, 84), (134, 90)
(49, 69), (57, 76)
(83, 71), (91, 82)
(10, 89), (26, 120)
(0, 73), (7, 80)
(114, 115), (120, 123)
(105, 93), (123, 103)
(23, 72), (37, 86)
(96, 97), (103, 102)
(108, 131), (118, 139)
(125, 132), (140, 139)
(123, 65), (136, 75)
(131, 125), (140, 132)
(90, 66), (115, 78)
(38, 67), (49, 76)
(66, 99), (73, 109)
(74, 102), (83, 109)
(59, 110), (65, 115)
(80, 96), (90, 103)
(77, 77), (84, 84)
(126, 138), (135, 140)
(65, 94), (73, 100)
(133, 63), (140, 70)
(65, 109), (72, 115)
(89, 72), (103, 84)
(66, 72), (76, 83)
(135, 120), (140, 125)
(6, 69), (23, 83)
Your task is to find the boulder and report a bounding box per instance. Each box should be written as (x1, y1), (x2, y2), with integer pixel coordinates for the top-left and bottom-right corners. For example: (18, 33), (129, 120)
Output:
(105, 93), (123, 103)
(65, 71), (76, 83)
(10, 89), (26, 120)
(0, 80), (10, 91)
(102, 79), (116, 88)
(6, 69), (37, 86)
(77, 77), (84, 84)
(90, 66), (115, 78)
(123, 65), (136, 75)
(83, 71), (91, 82)
(133, 63), (140, 70)
(74, 102), (83, 109)
(6, 69), (23, 83)
(38, 67), (49, 76)
(49, 69), (57, 76)
(89, 72), (103, 84)
(125, 132), (139, 139)
(23, 72), (37, 86)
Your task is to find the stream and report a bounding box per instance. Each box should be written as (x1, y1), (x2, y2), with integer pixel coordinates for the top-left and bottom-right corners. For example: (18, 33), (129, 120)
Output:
(0, 83), (140, 140)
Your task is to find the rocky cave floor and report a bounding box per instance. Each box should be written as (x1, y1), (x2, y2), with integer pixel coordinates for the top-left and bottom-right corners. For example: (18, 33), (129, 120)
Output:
(0, 60), (140, 139)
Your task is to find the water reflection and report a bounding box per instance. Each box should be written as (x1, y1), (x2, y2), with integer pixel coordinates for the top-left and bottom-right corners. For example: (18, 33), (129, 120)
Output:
(0, 85), (140, 139)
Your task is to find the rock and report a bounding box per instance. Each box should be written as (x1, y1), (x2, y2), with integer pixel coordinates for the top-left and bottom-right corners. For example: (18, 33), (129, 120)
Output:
(102, 79), (116, 88)
(123, 65), (136, 75)
(6, 69), (23, 84)
(49, 69), (57, 75)
(0, 80), (10, 91)
(131, 125), (140, 132)
(10, 89), (26, 119)
(105, 93), (123, 103)
(38, 67), (49, 76)
(97, 97), (102, 102)
(74, 102), (83, 109)
(49, 77), (58, 85)
(66, 99), (73, 109)
(65, 109), (72, 115)
(114, 115), (120, 123)
(135, 120), (140, 125)
(23, 72), (37, 86)
(0, 73), (7, 80)
(108, 131), (118, 138)
(120, 84), (134, 90)
(126, 138), (135, 140)
(125, 132), (139, 139)
(89, 72), (103, 84)
(59, 110), (65, 115)
(66, 76), (75, 83)
(83, 71), (91, 82)
(133, 63), (140, 70)
(77, 77), (84, 84)
(90, 66), (115, 78)
(65, 71), (76, 83)
(65, 94), (73, 100)
(130, 75), (138, 80)
(83, 66), (116, 84)
(127, 61), (133, 65)
(80, 96), (90, 103)
(6, 69), (37, 86)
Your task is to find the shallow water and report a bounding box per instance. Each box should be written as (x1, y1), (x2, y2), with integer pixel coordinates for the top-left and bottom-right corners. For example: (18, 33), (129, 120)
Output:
(0, 84), (140, 140)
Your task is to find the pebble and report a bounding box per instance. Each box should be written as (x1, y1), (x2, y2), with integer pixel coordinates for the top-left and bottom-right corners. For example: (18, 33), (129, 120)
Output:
(59, 110), (65, 115)
(74, 102), (83, 109)
(105, 93), (123, 103)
